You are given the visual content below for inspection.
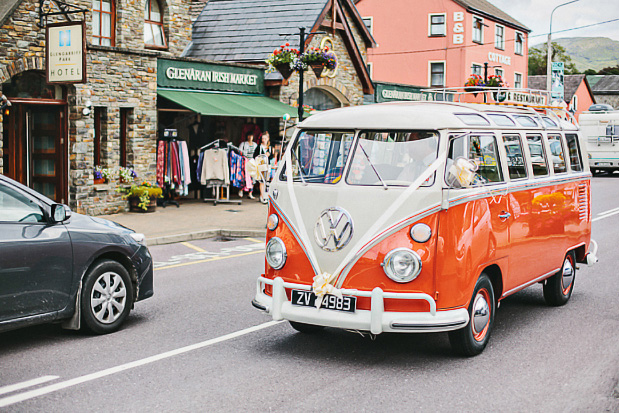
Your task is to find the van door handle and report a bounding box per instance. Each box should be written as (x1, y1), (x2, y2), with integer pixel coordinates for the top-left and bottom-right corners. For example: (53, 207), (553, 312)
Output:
(498, 212), (511, 219)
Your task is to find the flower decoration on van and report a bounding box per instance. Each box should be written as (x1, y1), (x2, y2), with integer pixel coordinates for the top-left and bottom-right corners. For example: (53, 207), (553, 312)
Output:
(312, 272), (342, 307)
(266, 43), (301, 80)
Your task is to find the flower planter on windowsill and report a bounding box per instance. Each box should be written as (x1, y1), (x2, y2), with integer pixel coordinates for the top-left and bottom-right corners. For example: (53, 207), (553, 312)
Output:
(128, 196), (157, 213)
(94, 178), (105, 185)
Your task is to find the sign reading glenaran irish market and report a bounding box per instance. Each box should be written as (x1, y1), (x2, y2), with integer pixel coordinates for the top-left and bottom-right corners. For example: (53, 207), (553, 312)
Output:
(46, 21), (86, 84)
(375, 83), (437, 103)
(158, 59), (264, 94)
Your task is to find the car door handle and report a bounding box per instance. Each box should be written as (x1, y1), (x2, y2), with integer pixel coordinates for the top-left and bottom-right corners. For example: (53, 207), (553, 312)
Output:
(498, 212), (511, 219)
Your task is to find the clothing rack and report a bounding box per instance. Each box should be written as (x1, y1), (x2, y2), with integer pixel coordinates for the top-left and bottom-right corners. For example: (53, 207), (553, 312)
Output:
(157, 136), (180, 208)
(199, 140), (242, 206)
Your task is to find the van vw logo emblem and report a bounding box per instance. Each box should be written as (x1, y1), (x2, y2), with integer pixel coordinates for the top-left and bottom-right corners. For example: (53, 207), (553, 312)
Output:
(314, 207), (354, 252)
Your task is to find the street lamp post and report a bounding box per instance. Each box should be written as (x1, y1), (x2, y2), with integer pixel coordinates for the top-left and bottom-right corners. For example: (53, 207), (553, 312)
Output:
(546, 0), (579, 95)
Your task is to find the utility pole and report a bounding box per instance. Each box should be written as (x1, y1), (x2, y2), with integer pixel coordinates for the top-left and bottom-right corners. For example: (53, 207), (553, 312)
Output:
(298, 27), (306, 121)
(547, 1), (579, 95)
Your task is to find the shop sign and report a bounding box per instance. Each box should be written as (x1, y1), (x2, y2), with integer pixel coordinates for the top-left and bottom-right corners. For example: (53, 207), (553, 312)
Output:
(501, 90), (547, 106)
(453, 12), (464, 44)
(46, 21), (87, 84)
(376, 83), (435, 103)
(488, 52), (511, 66)
(158, 59), (264, 94)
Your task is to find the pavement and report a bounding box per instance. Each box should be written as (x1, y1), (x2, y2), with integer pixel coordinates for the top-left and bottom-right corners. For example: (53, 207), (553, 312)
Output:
(107, 195), (269, 245)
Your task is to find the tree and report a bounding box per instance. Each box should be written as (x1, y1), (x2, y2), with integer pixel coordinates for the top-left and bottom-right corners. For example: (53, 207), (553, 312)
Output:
(598, 65), (619, 75)
(528, 42), (578, 75)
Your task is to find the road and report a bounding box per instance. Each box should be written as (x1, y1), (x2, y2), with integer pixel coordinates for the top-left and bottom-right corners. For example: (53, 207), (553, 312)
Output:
(1, 177), (618, 412)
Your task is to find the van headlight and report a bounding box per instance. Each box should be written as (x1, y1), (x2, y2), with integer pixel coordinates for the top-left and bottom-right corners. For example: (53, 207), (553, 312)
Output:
(266, 237), (287, 270)
(382, 248), (422, 283)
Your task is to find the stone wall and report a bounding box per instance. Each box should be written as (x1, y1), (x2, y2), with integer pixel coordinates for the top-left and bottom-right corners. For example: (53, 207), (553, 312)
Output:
(592, 94), (619, 110)
(0, 0), (191, 215)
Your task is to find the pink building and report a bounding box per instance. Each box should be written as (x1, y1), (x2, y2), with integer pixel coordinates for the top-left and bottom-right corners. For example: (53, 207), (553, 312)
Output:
(355, 0), (530, 90)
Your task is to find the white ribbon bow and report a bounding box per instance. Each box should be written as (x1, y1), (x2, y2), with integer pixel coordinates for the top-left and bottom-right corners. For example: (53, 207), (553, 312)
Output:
(312, 272), (343, 308)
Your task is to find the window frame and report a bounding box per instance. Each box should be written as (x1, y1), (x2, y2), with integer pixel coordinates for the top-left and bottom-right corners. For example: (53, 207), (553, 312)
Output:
(514, 72), (523, 89)
(472, 15), (484, 44)
(428, 13), (447, 37)
(445, 133), (505, 187)
(92, 0), (115, 46)
(362, 16), (373, 35)
(515, 31), (524, 55)
(525, 134), (549, 177)
(495, 68), (504, 79)
(428, 60), (446, 87)
(565, 133), (584, 172)
(144, 0), (167, 49)
(0, 182), (47, 224)
(502, 134), (528, 180)
(495, 24), (505, 50)
(547, 133), (568, 174)
(471, 63), (483, 77)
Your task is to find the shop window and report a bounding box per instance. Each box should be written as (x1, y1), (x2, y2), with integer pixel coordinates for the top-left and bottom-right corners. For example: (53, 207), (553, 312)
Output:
(429, 14), (446, 37)
(92, 0), (115, 46)
(514, 72), (523, 89)
(120, 108), (132, 167)
(429, 62), (445, 87)
(144, 0), (166, 48)
(495, 24), (505, 50)
(471, 63), (482, 76)
(473, 16), (484, 44)
(515, 31), (524, 55)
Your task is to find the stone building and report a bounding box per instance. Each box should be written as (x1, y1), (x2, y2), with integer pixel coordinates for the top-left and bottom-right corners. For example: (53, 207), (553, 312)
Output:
(587, 75), (619, 109)
(185, 0), (376, 124)
(0, 0), (191, 215)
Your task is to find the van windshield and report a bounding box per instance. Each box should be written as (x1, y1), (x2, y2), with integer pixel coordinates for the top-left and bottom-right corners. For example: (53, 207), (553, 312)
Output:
(280, 130), (355, 184)
(346, 131), (439, 186)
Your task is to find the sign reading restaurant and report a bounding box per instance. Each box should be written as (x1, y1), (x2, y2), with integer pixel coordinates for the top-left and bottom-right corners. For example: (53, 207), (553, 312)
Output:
(46, 21), (87, 84)
(158, 59), (264, 94)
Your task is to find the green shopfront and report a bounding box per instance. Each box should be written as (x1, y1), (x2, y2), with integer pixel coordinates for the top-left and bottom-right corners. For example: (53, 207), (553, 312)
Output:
(157, 58), (296, 153)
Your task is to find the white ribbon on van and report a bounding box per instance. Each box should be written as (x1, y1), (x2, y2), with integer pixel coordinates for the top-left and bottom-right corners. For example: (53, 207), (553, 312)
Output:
(284, 146), (448, 307)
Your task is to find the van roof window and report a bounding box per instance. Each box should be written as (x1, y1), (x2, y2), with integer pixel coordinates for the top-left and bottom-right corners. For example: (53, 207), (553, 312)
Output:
(541, 117), (558, 128)
(488, 114), (516, 127)
(515, 116), (538, 128)
(456, 114), (490, 126)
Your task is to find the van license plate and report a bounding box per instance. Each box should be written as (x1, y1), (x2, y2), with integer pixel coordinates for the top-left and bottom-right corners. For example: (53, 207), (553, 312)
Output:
(291, 290), (356, 313)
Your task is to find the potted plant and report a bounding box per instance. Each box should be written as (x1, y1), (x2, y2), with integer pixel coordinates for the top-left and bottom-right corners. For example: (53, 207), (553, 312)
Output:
(118, 182), (163, 212)
(300, 46), (337, 78)
(119, 166), (137, 184)
(265, 43), (300, 80)
(94, 166), (112, 184)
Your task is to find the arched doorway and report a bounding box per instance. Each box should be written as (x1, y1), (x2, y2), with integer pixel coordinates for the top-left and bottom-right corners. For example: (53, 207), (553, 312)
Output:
(303, 86), (348, 111)
(2, 71), (68, 202)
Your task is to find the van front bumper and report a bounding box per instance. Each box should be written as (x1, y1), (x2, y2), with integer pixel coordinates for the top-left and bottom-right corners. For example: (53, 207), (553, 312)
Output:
(253, 276), (469, 334)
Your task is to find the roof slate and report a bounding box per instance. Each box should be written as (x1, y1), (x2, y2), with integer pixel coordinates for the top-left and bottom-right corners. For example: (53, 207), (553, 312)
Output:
(187, 0), (329, 62)
(588, 75), (619, 93)
(453, 0), (529, 32)
(528, 74), (587, 102)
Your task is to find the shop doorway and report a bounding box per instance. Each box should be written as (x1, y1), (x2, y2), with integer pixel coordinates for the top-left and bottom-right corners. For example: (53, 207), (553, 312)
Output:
(2, 71), (68, 203)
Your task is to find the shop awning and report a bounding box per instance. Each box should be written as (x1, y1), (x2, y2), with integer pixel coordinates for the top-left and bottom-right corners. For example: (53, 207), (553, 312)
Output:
(158, 89), (297, 118)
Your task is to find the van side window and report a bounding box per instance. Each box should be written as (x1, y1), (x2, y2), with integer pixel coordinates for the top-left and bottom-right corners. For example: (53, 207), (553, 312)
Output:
(547, 134), (567, 173)
(565, 134), (584, 172)
(503, 135), (527, 179)
(526, 135), (548, 177)
(447, 134), (503, 184)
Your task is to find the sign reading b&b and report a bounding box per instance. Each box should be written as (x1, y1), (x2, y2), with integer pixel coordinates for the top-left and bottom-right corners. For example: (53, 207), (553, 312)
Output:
(46, 21), (87, 84)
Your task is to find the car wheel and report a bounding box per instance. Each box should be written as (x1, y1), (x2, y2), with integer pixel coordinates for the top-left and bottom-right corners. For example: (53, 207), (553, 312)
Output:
(81, 259), (134, 334)
(543, 252), (575, 307)
(289, 321), (325, 334)
(448, 273), (495, 357)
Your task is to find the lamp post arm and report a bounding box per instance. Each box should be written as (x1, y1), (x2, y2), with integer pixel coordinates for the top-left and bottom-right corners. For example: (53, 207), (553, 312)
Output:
(546, 0), (579, 94)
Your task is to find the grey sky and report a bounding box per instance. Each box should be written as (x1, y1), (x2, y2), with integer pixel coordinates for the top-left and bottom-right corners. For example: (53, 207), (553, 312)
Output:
(487, 0), (619, 44)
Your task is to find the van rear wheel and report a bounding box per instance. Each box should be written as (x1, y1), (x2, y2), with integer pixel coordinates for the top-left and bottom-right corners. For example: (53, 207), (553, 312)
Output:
(448, 273), (495, 357)
(543, 252), (575, 306)
(289, 321), (325, 334)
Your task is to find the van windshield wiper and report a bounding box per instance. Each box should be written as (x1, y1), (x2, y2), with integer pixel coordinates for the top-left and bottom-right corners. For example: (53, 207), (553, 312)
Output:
(359, 143), (388, 190)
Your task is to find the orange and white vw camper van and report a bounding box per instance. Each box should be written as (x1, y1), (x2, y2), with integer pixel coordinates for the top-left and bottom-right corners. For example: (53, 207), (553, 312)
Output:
(252, 99), (598, 356)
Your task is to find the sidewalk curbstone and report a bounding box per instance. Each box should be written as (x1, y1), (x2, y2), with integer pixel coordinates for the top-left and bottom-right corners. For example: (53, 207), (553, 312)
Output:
(147, 229), (266, 246)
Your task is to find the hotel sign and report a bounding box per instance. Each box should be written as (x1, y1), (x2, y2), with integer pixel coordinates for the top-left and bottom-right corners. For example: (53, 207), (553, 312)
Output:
(46, 21), (87, 84)
(158, 59), (264, 94)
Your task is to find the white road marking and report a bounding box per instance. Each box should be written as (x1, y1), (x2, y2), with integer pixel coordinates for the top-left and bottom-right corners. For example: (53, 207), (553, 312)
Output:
(592, 208), (619, 222)
(0, 376), (59, 397)
(0, 321), (282, 408)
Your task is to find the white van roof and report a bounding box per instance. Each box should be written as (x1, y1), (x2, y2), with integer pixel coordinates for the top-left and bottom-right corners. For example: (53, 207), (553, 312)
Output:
(299, 101), (578, 131)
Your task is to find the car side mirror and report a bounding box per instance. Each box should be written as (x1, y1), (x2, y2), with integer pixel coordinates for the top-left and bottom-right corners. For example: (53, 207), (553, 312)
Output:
(51, 204), (71, 223)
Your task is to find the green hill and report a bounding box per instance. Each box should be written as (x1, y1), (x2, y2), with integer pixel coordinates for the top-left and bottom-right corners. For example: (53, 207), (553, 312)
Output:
(533, 37), (619, 72)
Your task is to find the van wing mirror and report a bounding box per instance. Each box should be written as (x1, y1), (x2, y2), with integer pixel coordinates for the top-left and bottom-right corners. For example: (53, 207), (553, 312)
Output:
(51, 204), (71, 223)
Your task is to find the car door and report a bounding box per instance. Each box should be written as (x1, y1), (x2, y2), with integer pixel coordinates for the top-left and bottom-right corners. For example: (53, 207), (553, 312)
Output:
(0, 181), (73, 322)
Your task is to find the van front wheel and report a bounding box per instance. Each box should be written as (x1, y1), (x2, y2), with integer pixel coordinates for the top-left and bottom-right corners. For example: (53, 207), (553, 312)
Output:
(543, 252), (575, 306)
(448, 274), (495, 357)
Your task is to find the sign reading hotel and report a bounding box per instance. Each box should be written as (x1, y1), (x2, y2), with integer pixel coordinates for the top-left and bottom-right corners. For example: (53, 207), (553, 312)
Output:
(46, 21), (86, 84)
(158, 59), (264, 94)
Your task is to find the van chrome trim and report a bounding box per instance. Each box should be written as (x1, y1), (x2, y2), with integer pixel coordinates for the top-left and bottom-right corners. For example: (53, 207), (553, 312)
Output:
(501, 268), (560, 298)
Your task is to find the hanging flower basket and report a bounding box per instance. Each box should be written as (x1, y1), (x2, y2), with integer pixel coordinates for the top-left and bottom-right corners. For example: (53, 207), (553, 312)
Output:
(275, 63), (294, 80)
(266, 44), (300, 80)
(309, 63), (324, 78)
(300, 46), (337, 78)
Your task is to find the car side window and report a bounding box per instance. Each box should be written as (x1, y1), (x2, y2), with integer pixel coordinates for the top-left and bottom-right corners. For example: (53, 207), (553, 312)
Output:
(565, 133), (584, 172)
(547, 134), (567, 173)
(447, 134), (503, 185)
(503, 134), (527, 180)
(526, 134), (549, 177)
(0, 184), (46, 223)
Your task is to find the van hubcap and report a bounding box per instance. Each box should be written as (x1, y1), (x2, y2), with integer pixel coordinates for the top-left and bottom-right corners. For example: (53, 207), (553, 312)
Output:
(561, 256), (574, 295)
(472, 289), (491, 341)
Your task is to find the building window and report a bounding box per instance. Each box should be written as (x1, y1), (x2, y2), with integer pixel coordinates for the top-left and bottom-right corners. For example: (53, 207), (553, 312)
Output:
(430, 62), (445, 87)
(471, 64), (482, 76)
(515, 31), (524, 55)
(514, 72), (523, 89)
(367, 62), (373, 79)
(144, 0), (166, 48)
(571, 95), (578, 112)
(94, 107), (107, 166)
(495, 24), (505, 50)
(120, 108), (132, 167)
(429, 14), (446, 37)
(92, 0), (114, 46)
(363, 17), (373, 35)
(473, 16), (484, 44)
(495, 68), (504, 79)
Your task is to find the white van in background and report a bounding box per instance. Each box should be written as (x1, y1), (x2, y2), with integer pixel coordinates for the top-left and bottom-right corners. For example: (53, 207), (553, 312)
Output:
(579, 105), (619, 174)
